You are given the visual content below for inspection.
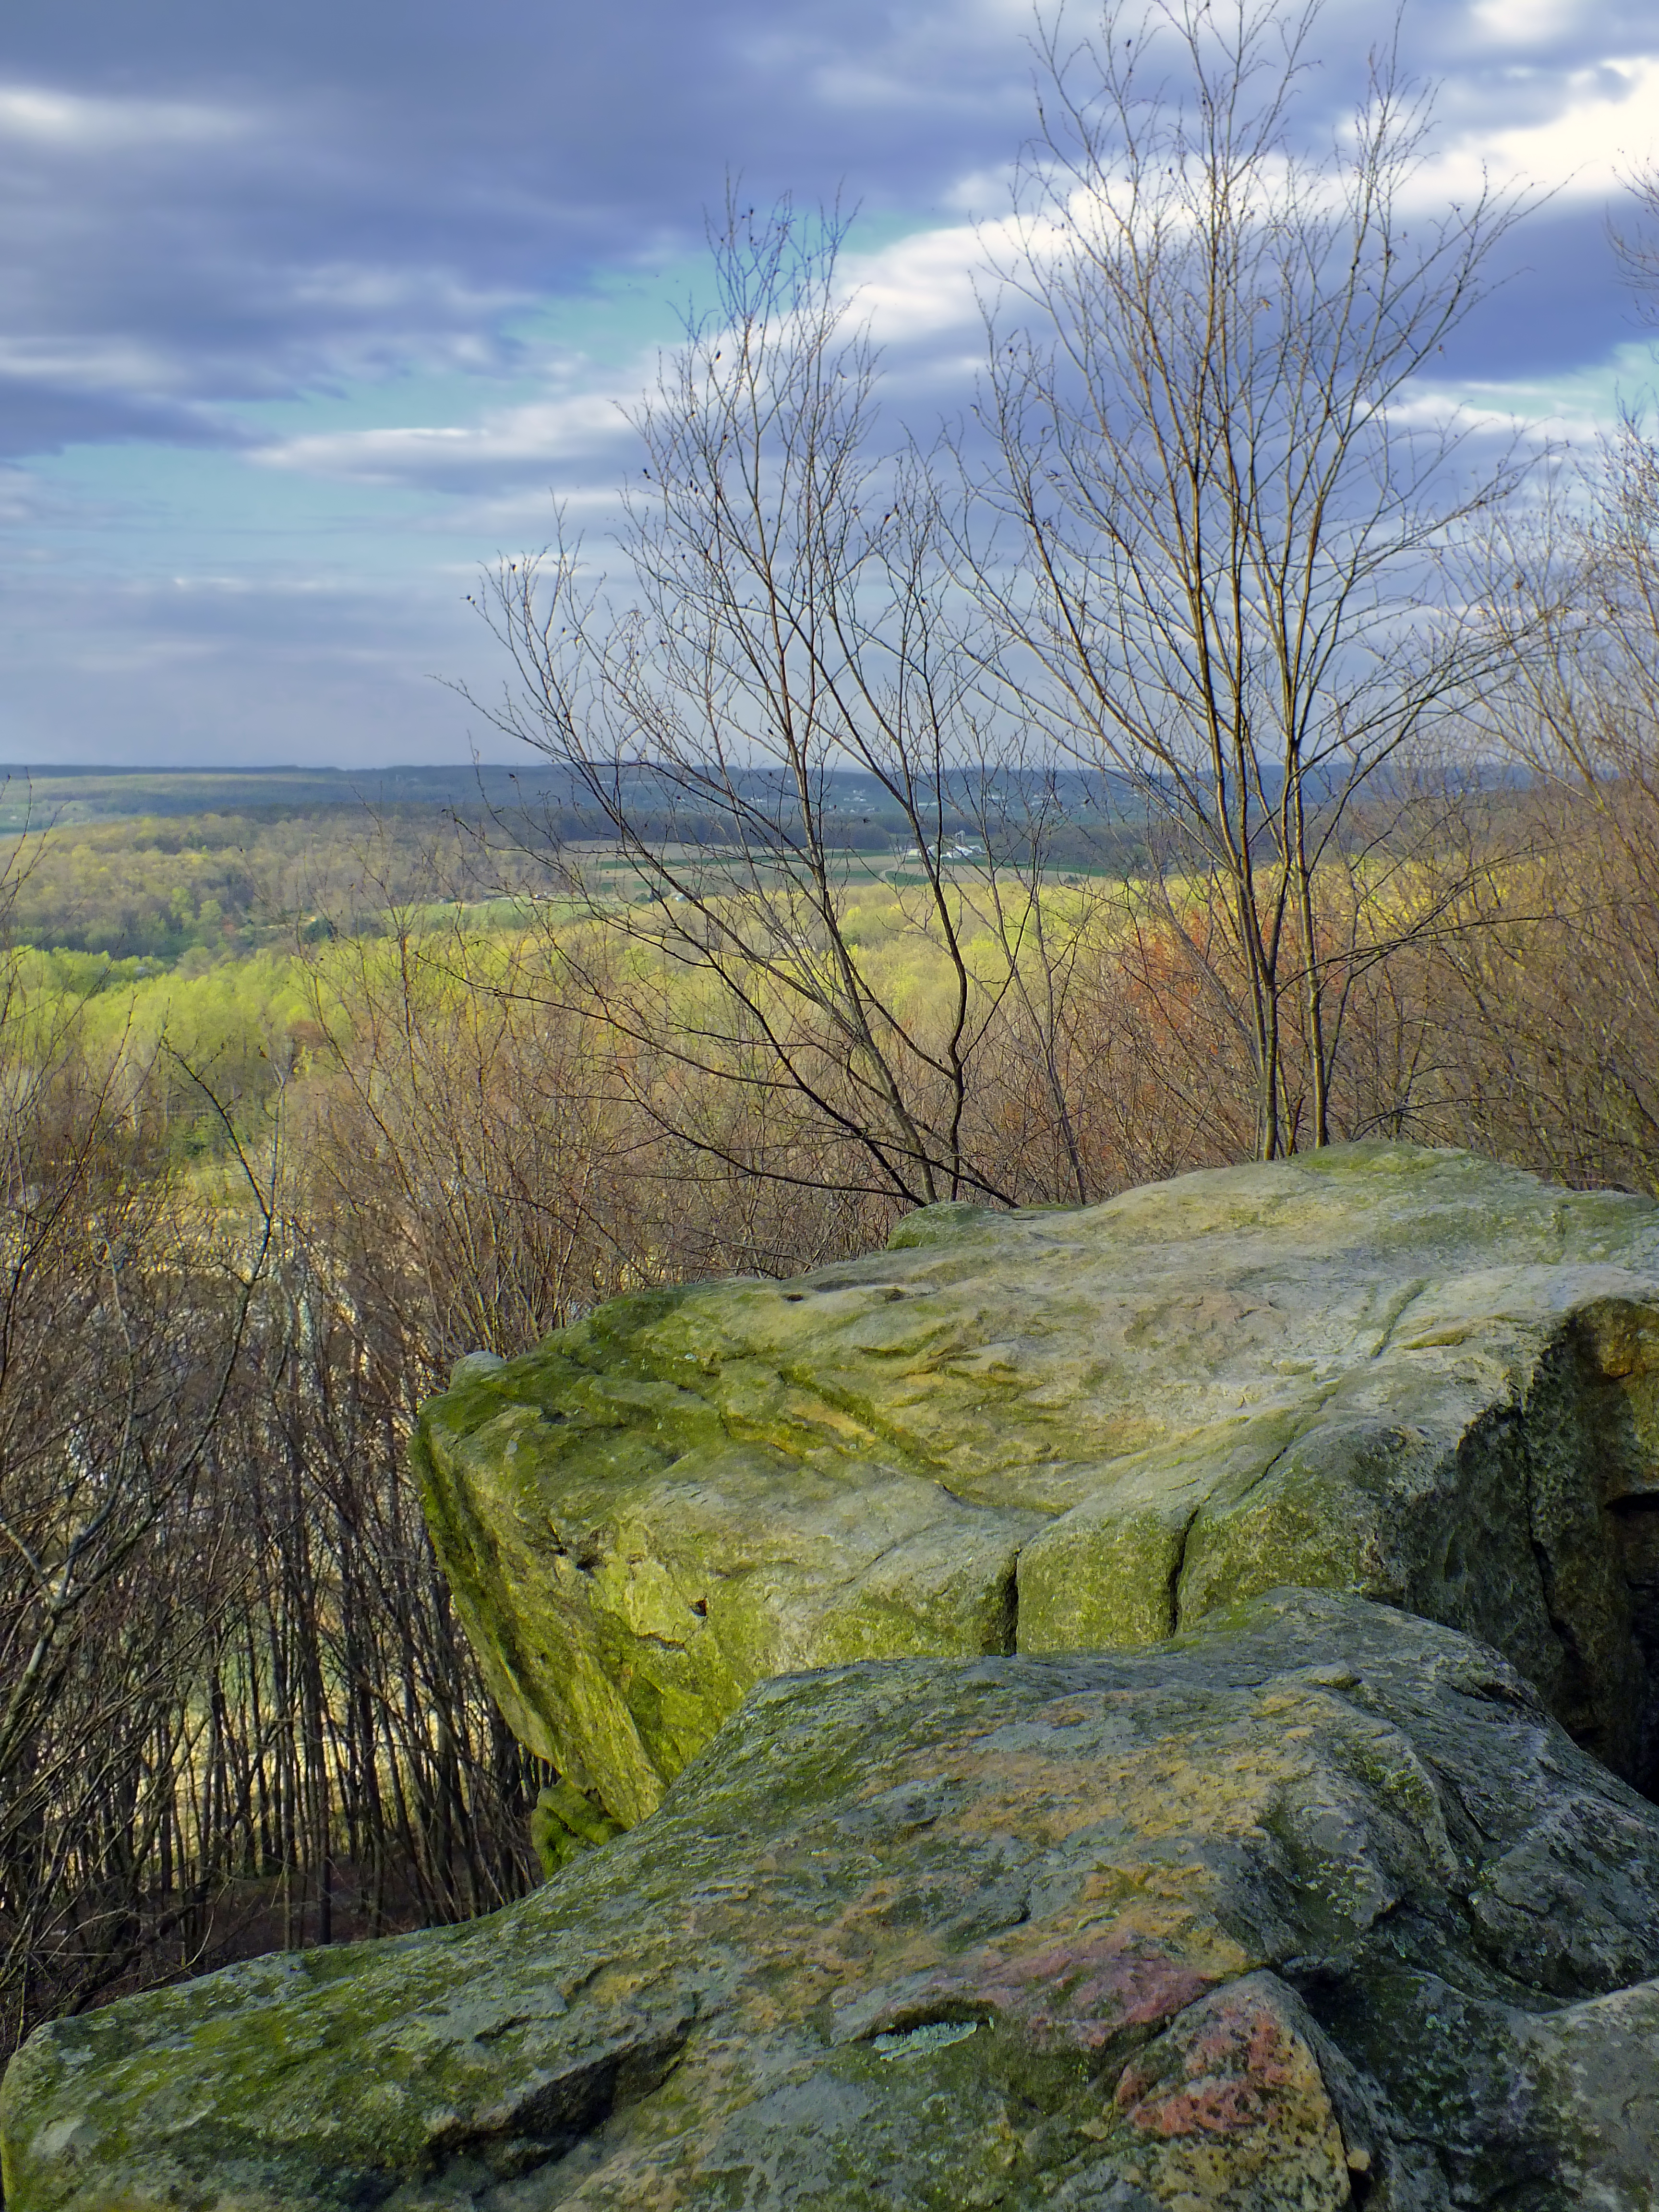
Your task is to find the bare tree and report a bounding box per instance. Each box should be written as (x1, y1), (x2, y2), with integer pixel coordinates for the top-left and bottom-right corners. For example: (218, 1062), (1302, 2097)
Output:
(0, 822), (558, 2053)
(966, 0), (1538, 1156)
(0, 1000), (274, 2029)
(1448, 417), (1659, 1190)
(1610, 153), (1659, 315)
(465, 197), (1095, 1210)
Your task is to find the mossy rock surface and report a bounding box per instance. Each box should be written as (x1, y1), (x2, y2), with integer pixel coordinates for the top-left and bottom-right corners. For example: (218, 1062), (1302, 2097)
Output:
(9, 1591), (1659, 2209)
(415, 1143), (1659, 1825)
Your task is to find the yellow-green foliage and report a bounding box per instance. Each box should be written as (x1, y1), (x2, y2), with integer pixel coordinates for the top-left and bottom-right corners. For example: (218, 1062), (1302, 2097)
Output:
(10, 948), (326, 1146)
(3, 815), (260, 957)
(7, 877), (1127, 1121)
(0, 866), (1321, 1167)
(0, 804), (506, 960)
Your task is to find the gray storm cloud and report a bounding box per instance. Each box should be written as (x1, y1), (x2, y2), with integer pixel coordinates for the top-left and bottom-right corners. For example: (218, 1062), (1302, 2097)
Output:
(0, 0), (1655, 760)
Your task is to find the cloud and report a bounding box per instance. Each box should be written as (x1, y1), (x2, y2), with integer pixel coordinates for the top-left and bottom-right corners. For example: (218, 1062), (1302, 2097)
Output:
(0, 0), (1043, 468)
(5, 0), (1659, 764)
(842, 224), (988, 347)
(3, 0), (1649, 469)
(0, 560), (511, 765)
(0, 71), (553, 459)
(247, 214), (1010, 500)
(255, 393), (636, 490)
(1464, 0), (1638, 53)
(1416, 54), (1659, 204)
(0, 83), (242, 148)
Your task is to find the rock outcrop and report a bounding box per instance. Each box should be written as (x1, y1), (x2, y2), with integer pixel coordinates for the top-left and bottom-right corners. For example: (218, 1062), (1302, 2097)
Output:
(11, 1145), (1659, 2209)
(414, 1144), (1659, 1838)
(8, 1590), (1659, 2211)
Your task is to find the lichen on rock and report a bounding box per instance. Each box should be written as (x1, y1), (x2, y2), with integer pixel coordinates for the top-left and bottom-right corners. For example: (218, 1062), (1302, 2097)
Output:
(8, 1590), (1659, 2209)
(12, 1145), (1659, 2208)
(414, 1143), (1659, 1827)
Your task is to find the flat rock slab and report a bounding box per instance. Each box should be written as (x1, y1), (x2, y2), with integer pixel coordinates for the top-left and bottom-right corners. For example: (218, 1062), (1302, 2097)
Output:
(8, 1591), (1659, 2210)
(414, 1144), (1659, 1827)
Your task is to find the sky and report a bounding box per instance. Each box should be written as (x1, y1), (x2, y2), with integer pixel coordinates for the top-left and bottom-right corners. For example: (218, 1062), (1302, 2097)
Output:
(4, 0), (1659, 768)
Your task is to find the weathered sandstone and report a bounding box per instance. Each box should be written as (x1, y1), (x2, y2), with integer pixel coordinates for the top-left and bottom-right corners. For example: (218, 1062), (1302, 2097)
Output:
(415, 1143), (1659, 1841)
(11, 1146), (1659, 2209)
(7, 1591), (1659, 2211)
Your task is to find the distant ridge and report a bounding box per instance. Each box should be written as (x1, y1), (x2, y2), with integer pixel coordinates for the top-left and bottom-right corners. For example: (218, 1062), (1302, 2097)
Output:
(0, 762), (1149, 839)
(0, 763), (574, 829)
(0, 764), (536, 779)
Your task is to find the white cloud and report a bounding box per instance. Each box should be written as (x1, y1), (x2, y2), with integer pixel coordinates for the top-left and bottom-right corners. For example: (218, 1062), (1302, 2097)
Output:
(1413, 53), (1659, 203)
(841, 222), (988, 346)
(735, 0), (1034, 120)
(0, 335), (205, 395)
(241, 209), (1016, 499)
(283, 265), (522, 322)
(0, 82), (244, 150)
(1467, 0), (1594, 49)
(254, 392), (635, 485)
(424, 484), (624, 536)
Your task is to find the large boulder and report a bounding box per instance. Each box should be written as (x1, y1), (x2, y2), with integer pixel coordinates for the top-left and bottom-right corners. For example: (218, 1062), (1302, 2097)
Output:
(414, 1144), (1659, 1833)
(7, 1590), (1659, 2211)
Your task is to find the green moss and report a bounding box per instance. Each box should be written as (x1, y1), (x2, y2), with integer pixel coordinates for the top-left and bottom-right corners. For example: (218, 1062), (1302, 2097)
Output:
(414, 1145), (1659, 1837)
(530, 1779), (626, 1875)
(886, 1202), (1008, 1249)
(11, 1593), (1659, 2210)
